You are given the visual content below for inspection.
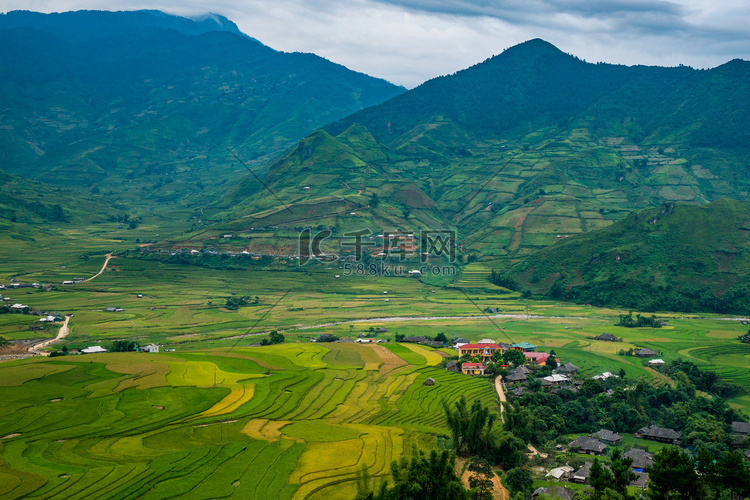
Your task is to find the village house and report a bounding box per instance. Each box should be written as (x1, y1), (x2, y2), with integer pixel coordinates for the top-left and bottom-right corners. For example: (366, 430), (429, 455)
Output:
(590, 429), (622, 445)
(636, 425), (682, 445)
(141, 344), (159, 353)
(545, 466), (574, 481)
(595, 333), (617, 341)
(458, 343), (503, 363)
(505, 366), (530, 383)
(571, 462), (593, 484)
(568, 436), (607, 455)
(461, 362), (486, 376)
(511, 341), (537, 352)
(81, 346), (107, 354)
(648, 358), (665, 366)
(557, 362), (579, 375)
(631, 472), (649, 489)
(731, 421), (750, 435)
(624, 448), (654, 471)
(634, 348), (659, 357)
(542, 374), (570, 385)
(593, 371), (618, 381)
(525, 352), (553, 365)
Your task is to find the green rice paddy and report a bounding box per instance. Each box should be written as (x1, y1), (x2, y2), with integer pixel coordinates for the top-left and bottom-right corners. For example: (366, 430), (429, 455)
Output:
(2, 255), (749, 498)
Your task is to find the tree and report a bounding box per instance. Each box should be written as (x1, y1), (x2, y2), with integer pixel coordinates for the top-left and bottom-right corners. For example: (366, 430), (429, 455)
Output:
(269, 331), (285, 344)
(648, 447), (699, 500)
(370, 193), (380, 208)
(717, 451), (750, 500)
(434, 332), (448, 343)
(467, 457), (494, 500)
(111, 340), (139, 352)
(0, 336), (9, 349)
(443, 396), (497, 459)
(504, 468), (533, 498)
(589, 458), (615, 497)
(502, 350), (526, 367)
(356, 448), (469, 500)
(608, 449), (636, 497)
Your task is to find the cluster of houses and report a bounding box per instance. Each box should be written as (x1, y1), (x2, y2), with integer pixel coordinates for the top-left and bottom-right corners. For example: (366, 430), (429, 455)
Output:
(455, 340), (557, 376)
(73, 344), (160, 354)
(537, 420), (750, 498)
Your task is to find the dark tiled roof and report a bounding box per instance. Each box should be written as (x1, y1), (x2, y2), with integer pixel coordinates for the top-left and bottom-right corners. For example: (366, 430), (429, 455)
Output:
(637, 426), (682, 441)
(591, 429), (622, 443)
(569, 437), (607, 453)
(630, 471), (649, 489)
(557, 362), (579, 373)
(732, 421), (750, 434)
(634, 348), (658, 357)
(596, 333), (617, 341)
(624, 448), (654, 469)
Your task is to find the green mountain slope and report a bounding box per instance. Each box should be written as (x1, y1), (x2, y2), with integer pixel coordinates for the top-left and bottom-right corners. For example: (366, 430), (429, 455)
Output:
(506, 199), (750, 314)
(0, 10), (404, 210)
(198, 40), (750, 263)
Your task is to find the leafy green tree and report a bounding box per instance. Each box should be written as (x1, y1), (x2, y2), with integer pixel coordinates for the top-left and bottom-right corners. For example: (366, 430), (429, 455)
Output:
(269, 331), (285, 344)
(467, 457), (494, 500)
(716, 451), (750, 500)
(443, 396), (497, 458)
(111, 340), (139, 352)
(434, 332), (448, 343)
(504, 468), (533, 498)
(356, 448), (469, 500)
(647, 447), (698, 500)
(609, 449), (636, 497)
(0, 336), (9, 348)
(589, 458), (615, 497)
(502, 350), (526, 367)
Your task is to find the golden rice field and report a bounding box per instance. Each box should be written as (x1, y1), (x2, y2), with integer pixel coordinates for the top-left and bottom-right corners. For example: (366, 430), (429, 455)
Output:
(0, 343), (495, 500)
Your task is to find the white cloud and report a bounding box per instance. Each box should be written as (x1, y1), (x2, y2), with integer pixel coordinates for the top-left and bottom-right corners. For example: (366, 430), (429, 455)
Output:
(1, 0), (748, 87)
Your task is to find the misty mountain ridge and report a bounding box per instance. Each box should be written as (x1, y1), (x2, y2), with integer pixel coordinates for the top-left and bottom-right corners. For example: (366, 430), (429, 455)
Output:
(0, 9), (404, 212)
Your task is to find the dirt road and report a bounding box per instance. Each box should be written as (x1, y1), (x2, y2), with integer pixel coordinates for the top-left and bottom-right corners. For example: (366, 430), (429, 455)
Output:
(83, 253), (115, 282)
(457, 458), (509, 500)
(27, 316), (71, 356)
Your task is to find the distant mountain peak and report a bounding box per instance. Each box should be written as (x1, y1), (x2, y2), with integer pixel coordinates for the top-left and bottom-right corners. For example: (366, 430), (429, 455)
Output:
(498, 38), (569, 60)
(0, 9), (250, 43)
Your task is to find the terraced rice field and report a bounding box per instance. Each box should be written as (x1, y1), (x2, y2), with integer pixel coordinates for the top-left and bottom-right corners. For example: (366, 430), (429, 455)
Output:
(0, 342), (495, 499)
(453, 263), (506, 291)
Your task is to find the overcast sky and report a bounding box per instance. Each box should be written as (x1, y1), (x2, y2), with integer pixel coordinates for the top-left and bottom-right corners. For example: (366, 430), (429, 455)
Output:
(2, 0), (749, 87)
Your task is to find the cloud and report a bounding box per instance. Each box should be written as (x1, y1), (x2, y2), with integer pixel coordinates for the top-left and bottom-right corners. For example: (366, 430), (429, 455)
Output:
(0, 0), (748, 87)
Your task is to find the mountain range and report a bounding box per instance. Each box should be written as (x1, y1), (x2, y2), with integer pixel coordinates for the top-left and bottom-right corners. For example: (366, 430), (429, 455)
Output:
(0, 10), (404, 208)
(193, 39), (750, 267)
(4, 10), (750, 312)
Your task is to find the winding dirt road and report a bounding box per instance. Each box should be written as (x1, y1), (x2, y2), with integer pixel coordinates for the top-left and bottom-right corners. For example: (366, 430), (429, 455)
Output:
(83, 253), (115, 282)
(28, 316), (71, 356)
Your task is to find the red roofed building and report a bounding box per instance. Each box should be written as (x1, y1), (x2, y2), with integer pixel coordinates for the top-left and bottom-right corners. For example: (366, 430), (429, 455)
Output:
(458, 343), (504, 363)
(461, 363), (487, 375)
(524, 352), (558, 366)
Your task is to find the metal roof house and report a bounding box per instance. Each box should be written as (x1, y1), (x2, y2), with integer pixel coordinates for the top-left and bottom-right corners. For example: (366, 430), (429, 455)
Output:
(511, 342), (537, 352)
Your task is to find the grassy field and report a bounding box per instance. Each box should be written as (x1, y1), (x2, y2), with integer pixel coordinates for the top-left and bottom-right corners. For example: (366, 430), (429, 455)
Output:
(0, 342), (495, 500)
(2, 256), (750, 498)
